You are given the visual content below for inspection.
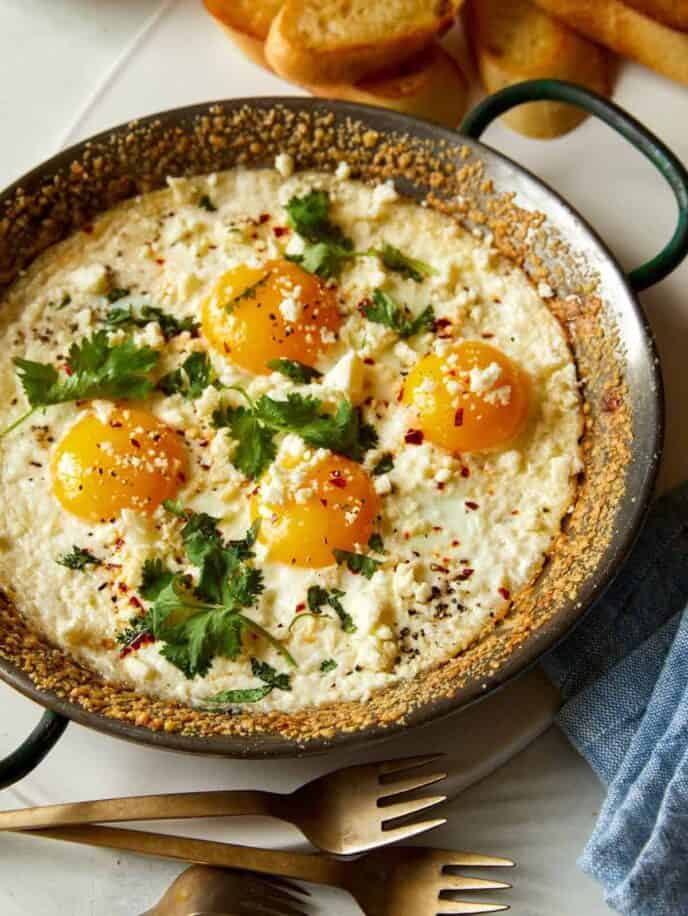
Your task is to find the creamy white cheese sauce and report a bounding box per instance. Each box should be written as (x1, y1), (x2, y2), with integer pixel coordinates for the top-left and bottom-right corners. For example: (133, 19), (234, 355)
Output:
(0, 169), (582, 712)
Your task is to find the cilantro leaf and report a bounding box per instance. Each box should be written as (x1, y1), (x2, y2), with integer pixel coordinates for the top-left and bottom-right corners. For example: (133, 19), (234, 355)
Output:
(307, 584), (356, 634)
(285, 190), (355, 278)
(267, 358), (323, 384)
(213, 392), (377, 480)
(106, 287), (131, 303)
(226, 271), (273, 311)
(140, 558), (175, 601)
(57, 546), (101, 571)
(205, 657), (292, 706)
(13, 332), (159, 412)
(116, 611), (154, 651)
(368, 533), (385, 553)
(372, 452), (394, 476)
(333, 549), (382, 580)
(372, 243), (433, 282)
(51, 293), (71, 310)
(362, 289), (435, 340)
(105, 304), (199, 341)
(321, 658), (337, 674)
(198, 194), (217, 212)
(158, 352), (217, 399)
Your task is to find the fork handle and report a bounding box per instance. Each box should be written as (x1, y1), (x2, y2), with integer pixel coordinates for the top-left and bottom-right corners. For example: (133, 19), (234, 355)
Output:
(0, 790), (285, 831)
(17, 824), (345, 886)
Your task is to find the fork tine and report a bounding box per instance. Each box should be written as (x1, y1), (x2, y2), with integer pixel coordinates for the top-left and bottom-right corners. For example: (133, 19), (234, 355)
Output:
(378, 753), (445, 775)
(257, 877), (311, 898)
(378, 815), (447, 844)
(379, 770), (447, 797)
(442, 852), (515, 868)
(381, 793), (447, 823)
(436, 901), (509, 914)
(239, 901), (309, 916)
(441, 875), (511, 892)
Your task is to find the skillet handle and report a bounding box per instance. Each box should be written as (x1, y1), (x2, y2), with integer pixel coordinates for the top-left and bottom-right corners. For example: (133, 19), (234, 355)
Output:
(460, 79), (688, 293)
(0, 709), (68, 790)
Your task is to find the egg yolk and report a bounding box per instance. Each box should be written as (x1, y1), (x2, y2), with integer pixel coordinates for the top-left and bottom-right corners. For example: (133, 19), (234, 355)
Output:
(403, 340), (529, 453)
(202, 258), (341, 374)
(52, 407), (188, 522)
(253, 454), (380, 568)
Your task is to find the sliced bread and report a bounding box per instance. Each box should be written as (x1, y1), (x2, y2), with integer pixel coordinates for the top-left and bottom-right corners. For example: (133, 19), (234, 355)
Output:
(465, 0), (612, 139)
(532, 0), (688, 85)
(616, 0), (688, 32)
(307, 46), (469, 128)
(265, 0), (461, 85)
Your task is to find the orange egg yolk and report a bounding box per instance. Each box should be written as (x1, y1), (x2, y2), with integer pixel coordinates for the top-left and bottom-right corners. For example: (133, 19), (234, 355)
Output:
(403, 340), (529, 453)
(52, 407), (188, 522)
(202, 258), (341, 374)
(253, 454), (380, 568)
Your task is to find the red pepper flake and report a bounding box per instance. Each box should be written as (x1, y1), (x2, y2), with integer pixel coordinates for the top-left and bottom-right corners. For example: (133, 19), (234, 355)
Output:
(498, 587), (511, 600)
(357, 297), (372, 314)
(295, 601), (306, 613)
(155, 257), (165, 265)
(363, 357), (375, 366)
(461, 466), (470, 478)
(129, 595), (143, 609)
(465, 500), (479, 511)
(119, 631), (154, 659)
(113, 537), (125, 549)
(454, 407), (464, 427)
(481, 331), (495, 339)
(319, 498), (329, 507)
(451, 539), (460, 547)
(117, 581), (129, 593)
(602, 393), (622, 412)
(436, 482), (446, 491)
(405, 428), (424, 445)
(82, 224), (94, 235)
(63, 364), (73, 376)
(431, 563), (449, 574)
(433, 317), (452, 331)
(272, 225), (288, 238)
(329, 470), (347, 488)
(458, 568), (474, 580)
(259, 212), (270, 224)
(432, 525), (443, 532)
(130, 437), (141, 448)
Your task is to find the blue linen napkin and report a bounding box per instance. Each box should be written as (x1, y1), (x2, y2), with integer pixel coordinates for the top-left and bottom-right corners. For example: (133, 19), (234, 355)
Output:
(542, 480), (688, 916)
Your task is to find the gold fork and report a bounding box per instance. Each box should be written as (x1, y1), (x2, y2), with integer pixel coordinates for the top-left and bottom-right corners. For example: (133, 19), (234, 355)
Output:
(18, 824), (514, 914)
(142, 865), (309, 916)
(0, 755), (447, 856)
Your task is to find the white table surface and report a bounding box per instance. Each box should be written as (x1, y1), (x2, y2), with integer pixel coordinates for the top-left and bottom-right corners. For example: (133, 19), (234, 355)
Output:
(1, 2), (687, 914)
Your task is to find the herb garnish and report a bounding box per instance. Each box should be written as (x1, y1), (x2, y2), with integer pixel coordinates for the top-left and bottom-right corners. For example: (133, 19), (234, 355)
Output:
(333, 549), (382, 580)
(106, 287), (131, 303)
(144, 506), (293, 678)
(140, 558), (175, 600)
(57, 546), (101, 571)
(2, 331), (159, 437)
(285, 190), (355, 279)
(51, 293), (72, 311)
(371, 243), (433, 282)
(205, 658), (292, 706)
(212, 390), (377, 480)
(158, 352), (218, 399)
(368, 533), (385, 553)
(372, 453), (394, 476)
(105, 304), (199, 340)
(266, 358), (323, 384)
(198, 194), (218, 212)
(362, 289), (435, 339)
(227, 271), (272, 311)
(320, 658), (337, 674)
(307, 585), (356, 633)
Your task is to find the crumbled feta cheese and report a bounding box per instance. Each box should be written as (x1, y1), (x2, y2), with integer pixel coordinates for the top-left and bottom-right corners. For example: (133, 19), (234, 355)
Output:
(394, 340), (417, 368)
(484, 385), (512, 406)
(323, 351), (364, 403)
(275, 153), (294, 178)
(538, 281), (554, 299)
(279, 293), (302, 323)
(370, 180), (399, 216)
(69, 264), (108, 294)
(133, 322), (165, 349)
(335, 161), (351, 180)
(374, 474), (392, 496)
(468, 362), (502, 394)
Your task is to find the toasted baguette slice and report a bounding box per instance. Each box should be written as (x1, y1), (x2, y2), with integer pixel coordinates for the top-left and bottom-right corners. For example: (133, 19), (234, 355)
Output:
(465, 0), (612, 139)
(265, 0), (461, 85)
(204, 0), (281, 67)
(618, 0), (688, 31)
(307, 46), (469, 128)
(532, 0), (688, 84)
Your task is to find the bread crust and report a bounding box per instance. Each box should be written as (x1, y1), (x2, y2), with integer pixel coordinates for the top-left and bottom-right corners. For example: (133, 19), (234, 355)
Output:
(532, 0), (688, 85)
(623, 0), (688, 32)
(465, 0), (612, 139)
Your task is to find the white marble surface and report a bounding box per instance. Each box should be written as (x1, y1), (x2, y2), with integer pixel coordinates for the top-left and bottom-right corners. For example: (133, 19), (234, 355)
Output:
(0, 1), (687, 913)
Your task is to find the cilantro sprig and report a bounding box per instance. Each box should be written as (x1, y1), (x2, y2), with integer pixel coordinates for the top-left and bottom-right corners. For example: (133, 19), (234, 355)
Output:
(285, 190), (355, 279)
(333, 549), (382, 580)
(307, 585), (356, 634)
(158, 352), (219, 400)
(145, 506), (294, 678)
(212, 389), (377, 480)
(320, 658), (337, 674)
(105, 304), (199, 341)
(267, 358), (322, 384)
(57, 546), (101, 571)
(204, 658), (292, 706)
(370, 243), (433, 282)
(2, 331), (160, 437)
(362, 289), (435, 340)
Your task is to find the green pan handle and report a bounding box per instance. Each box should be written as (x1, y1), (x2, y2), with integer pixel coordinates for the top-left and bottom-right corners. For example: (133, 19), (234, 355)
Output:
(460, 79), (688, 293)
(0, 709), (68, 790)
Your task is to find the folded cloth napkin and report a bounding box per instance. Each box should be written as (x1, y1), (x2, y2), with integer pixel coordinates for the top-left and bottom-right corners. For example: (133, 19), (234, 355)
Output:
(542, 480), (688, 916)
